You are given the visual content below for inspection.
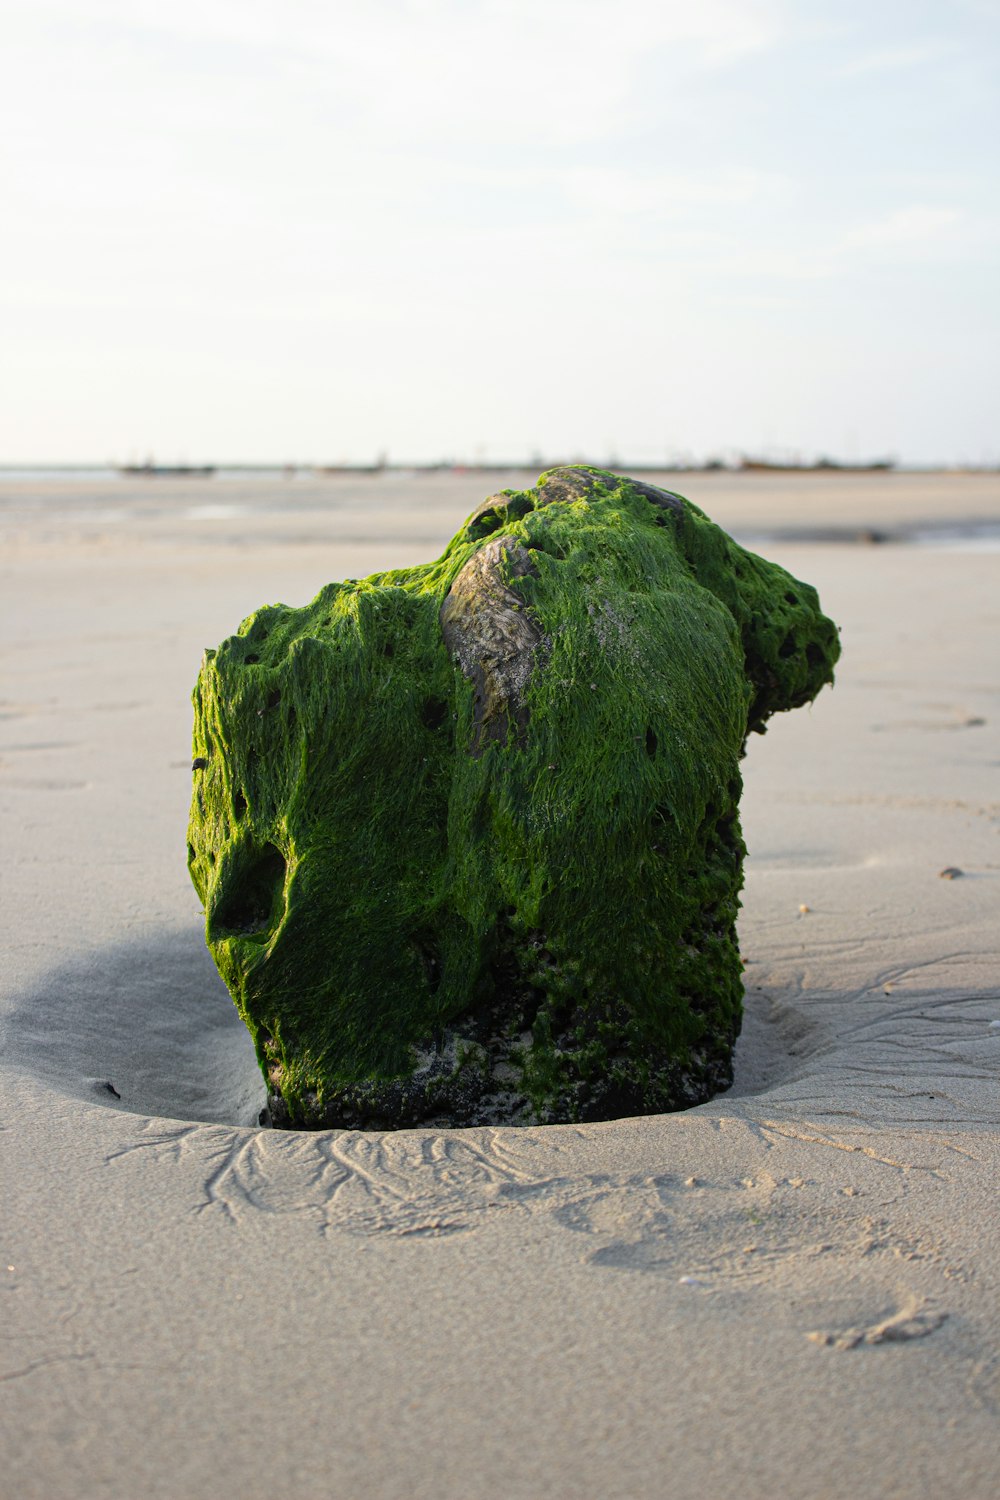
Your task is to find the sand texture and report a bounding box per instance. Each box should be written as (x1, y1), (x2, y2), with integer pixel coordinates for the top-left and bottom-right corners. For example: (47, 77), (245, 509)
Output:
(1, 471), (999, 1499)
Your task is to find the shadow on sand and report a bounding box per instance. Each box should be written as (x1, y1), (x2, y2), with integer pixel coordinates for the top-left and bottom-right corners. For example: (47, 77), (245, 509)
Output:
(3, 928), (265, 1127)
(2, 925), (815, 1130)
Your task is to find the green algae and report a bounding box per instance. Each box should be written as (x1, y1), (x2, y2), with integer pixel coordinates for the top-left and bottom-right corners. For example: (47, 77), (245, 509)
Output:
(187, 467), (840, 1128)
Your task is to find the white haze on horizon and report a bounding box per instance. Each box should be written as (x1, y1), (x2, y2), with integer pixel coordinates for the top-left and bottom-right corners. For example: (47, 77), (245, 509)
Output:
(1, 0), (998, 467)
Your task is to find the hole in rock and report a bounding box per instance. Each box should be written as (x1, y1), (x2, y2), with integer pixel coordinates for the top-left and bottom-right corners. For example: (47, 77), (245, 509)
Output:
(715, 811), (741, 851)
(233, 790), (248, 820)
(210, 844), (286, 940)
(468, 494), (532, 540)
(779, 633), (797, 659)
(525, 533), (567, 560)
(645, 727), (658, 759)
(468, 506), (504, 539)
(806, 641), (826, 668)
(413, 936), (443, 994)
(244, 653), (260, 665)
(699, 801), (720, 834)
(784, 591), (799, 605)
(265, 689), (281, 710)
(421, 696), (448, 732)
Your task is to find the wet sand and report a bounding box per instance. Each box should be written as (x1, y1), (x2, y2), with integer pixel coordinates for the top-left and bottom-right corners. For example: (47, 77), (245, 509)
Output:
(2, 471), (999, 1499)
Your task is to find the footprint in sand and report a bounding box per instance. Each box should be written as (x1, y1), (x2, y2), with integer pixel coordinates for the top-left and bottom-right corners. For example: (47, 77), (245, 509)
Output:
(806, 1296), (948, 1350)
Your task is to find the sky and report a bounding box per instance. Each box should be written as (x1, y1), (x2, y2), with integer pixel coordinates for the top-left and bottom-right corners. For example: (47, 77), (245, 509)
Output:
(1, 0), (998, 466)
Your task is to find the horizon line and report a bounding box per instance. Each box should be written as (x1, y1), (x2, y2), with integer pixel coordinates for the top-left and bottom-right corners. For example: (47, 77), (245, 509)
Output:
(2, 458), (998, 476)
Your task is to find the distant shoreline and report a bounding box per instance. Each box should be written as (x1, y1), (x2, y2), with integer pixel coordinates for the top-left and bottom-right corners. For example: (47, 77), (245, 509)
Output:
(2, 465), (997, 552)
(0, 460), (997, 480)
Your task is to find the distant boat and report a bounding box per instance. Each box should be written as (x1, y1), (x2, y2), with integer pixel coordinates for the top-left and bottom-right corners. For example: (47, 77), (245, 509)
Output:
(313, 464), (384, 476)
(119, 463), (216, 478)
(739, 457), (894, 474)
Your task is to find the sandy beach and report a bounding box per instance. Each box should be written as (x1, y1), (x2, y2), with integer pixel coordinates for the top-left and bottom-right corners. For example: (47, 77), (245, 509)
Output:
(2, 469), (998, 1499)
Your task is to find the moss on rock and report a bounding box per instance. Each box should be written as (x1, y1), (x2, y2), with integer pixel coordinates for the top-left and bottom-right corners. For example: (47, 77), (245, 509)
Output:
(188, 467), (840, 1128)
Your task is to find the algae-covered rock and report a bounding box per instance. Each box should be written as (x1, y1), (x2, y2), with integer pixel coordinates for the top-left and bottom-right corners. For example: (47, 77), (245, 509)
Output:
(188, 468), (840, 1128)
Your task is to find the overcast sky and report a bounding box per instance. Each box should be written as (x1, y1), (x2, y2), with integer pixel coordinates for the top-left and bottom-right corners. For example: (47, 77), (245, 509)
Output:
(1, 0), (997, 466)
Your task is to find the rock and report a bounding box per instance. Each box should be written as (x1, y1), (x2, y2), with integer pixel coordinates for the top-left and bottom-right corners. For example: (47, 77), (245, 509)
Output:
(187, 467), (840, 1128)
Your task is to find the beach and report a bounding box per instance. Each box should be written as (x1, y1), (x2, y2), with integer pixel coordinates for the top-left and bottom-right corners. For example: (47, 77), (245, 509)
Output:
(2, 469), (998, 1499)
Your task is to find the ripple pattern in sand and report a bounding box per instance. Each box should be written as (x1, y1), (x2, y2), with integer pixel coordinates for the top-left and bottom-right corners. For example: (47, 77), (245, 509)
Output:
(103, 1117), (960, 1351)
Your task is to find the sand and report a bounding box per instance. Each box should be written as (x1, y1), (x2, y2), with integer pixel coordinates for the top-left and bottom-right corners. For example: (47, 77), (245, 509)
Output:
(1, 470), (998, 1499)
